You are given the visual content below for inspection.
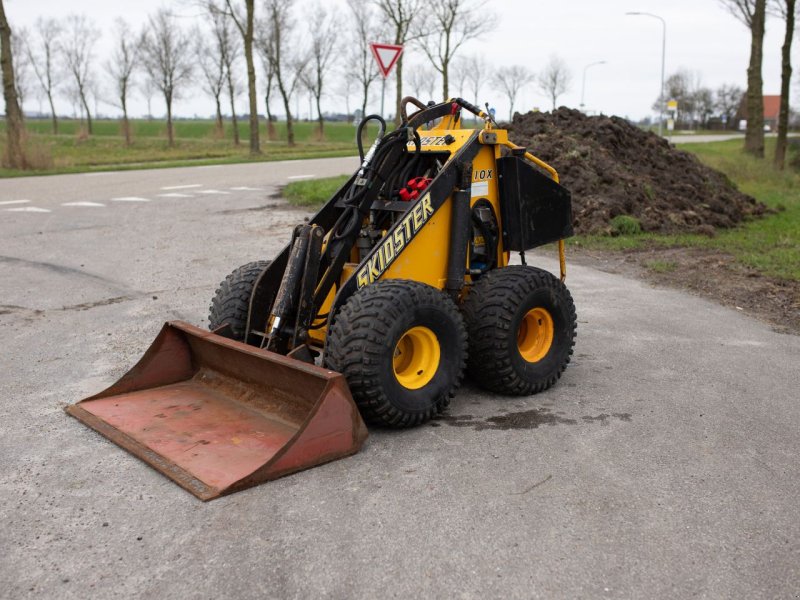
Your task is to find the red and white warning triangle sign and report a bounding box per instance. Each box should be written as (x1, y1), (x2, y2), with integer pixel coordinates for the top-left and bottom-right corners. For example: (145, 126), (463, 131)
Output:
(370, 42), (404, 78)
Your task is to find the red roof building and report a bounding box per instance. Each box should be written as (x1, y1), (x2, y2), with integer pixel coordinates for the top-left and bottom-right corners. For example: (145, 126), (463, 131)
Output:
(735, 95), (782, 131)
(763, 95), (781, 123)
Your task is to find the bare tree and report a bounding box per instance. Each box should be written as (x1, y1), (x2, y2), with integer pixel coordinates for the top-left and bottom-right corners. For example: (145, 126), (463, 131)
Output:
(64, 82), (82, 119)
(715, 83), (745, 129)
(259, 0), (302, 146)
(26, 17), (62, 134)
(373, 0), (424, 125)
(219, 16), (241, 146)
(493, 65), (534, 120)
(0, 0), (25, 168)
(347, 0), (381, 119)
(212, 0), (259, 154)
(256, 42), (277, 139)
(62, 15), (99, 135)
(206, 3), (241, 145)
(417, 0), (494, 101)
(771, 0), (795, 168)
(196, 35), (226, 137)
(139, 9), (194, 147)
(10, 26), (30, 111)
(720, 0), (767, 157)
(450, 55), (470, 98)
(406, 63), (437, 102)
(140, 75), (156, 120)
(105, 18), (138, 145)
(336, 70), (356, 121)
(537, 55), (572, 111)
(694, 87), (715, 128)
(300, 4), (338, 138)
(654, 69), (700, 128)
(463, 54), (487, 109)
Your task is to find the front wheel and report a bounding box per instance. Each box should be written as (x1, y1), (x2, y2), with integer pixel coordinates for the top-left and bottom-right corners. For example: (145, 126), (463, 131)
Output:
(325, 280), (467, 428)
(208, 260), (270, 341)
(462, 266), (577, 395)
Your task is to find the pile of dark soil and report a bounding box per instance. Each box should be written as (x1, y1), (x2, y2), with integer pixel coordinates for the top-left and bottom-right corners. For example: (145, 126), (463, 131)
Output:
(505, 108), (768, 235)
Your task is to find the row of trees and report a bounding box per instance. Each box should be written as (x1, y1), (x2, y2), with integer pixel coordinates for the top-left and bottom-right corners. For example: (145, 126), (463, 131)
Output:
(483, 57), (572, 121)
(2, 0), (499, 164)
(721, 0), (796, 168)
(654, 71), (746, 130)
(1, 0), (584, 163)
(2, 0), (795, 169)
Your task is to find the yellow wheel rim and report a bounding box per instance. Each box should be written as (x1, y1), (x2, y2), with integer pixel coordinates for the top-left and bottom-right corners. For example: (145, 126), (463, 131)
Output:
(393, 326), (441, 390)
(517, 307), (554, 363)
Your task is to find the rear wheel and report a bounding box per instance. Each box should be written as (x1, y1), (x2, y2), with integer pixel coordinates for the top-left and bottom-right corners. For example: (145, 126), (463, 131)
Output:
(325, 280), (467, 428)
(463, 265), (577, 395)
(208, 260), (270, 341)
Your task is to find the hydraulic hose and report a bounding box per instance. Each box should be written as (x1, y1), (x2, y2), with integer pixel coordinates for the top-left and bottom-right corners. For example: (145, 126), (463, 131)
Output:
(332, 115), (411, 242)
(356, 114), (387, 162)
(452, 98), (489, 121)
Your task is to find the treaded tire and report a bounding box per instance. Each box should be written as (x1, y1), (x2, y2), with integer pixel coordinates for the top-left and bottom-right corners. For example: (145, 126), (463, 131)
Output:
(325, 280), (467, 428)
(462, 265), (577, 395)
(208, 260), (270, 341)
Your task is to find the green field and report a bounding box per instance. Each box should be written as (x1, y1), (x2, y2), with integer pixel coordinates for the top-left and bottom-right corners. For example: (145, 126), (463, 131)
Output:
(0, 118), (372, 176)
(285, 138), (800, 282)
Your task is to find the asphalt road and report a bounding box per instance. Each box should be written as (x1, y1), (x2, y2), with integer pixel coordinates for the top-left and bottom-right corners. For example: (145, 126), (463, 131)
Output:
(669, 133), (745, 144)
(1, 157), (799, 599)
(670, 132), (794, 144)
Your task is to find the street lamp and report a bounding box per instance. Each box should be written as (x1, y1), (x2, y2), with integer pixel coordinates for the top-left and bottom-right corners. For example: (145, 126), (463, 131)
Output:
(626, 11), (666, 137)
(580, 61), (607, 112)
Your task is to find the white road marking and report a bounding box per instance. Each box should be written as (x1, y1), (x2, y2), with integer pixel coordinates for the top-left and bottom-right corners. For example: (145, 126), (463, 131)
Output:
(197, 189), (231, 195)
(160, 184), (202, 190)
(230, 186), (263, 191)
(112, 196), (151, 202)
(287, 174), (315, 180)
(5, 206), (51, 213)
(0, 199), (30, 206)
(157, 193), (194, 198)
(62, 201), (106, 207)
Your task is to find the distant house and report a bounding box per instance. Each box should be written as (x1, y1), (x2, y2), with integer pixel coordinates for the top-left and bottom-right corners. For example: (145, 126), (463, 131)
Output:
(763, 96), (782, 130)
(736, 95), (781, 131)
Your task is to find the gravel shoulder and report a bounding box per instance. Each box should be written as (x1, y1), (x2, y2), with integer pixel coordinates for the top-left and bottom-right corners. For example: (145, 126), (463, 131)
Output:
(566, 245), (800, 335)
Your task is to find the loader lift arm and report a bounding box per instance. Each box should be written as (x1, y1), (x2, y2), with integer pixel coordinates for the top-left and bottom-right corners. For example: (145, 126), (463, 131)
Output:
(244, 100), (486, 353)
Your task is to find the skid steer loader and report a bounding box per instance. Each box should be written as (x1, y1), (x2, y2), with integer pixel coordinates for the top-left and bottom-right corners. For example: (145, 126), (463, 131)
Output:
(67, 98), (577, 500)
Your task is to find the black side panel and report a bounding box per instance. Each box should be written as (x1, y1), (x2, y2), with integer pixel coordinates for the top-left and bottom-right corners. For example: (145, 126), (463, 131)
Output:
(497, 156), (574, 251)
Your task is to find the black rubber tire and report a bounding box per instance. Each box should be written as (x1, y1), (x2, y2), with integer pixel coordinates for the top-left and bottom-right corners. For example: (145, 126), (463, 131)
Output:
(325, 280), (467, 428)
(208, 260), (270, 341)
(462, 265), (577, 395)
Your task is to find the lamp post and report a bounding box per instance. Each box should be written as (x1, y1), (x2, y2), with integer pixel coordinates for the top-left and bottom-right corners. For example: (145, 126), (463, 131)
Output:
(626, 11), (666, 137)
(580, 60), (607, 112)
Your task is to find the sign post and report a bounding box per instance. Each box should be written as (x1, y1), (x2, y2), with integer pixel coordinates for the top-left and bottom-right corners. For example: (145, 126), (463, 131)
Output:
(369, 42), (404, 118)
(666, 99), (678, 141)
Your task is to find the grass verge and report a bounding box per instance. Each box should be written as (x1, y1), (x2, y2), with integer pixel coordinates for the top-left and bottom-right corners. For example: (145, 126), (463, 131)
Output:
(0, 119), (372, 177)
(284, 175), (350, 207)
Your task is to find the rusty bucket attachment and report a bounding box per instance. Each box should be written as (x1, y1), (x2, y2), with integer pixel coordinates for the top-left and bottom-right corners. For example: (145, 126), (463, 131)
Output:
(66, 321), (368, 501)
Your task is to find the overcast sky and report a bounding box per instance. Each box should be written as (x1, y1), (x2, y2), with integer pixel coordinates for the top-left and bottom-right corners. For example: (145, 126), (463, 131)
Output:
(6, 0), (794, 121)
